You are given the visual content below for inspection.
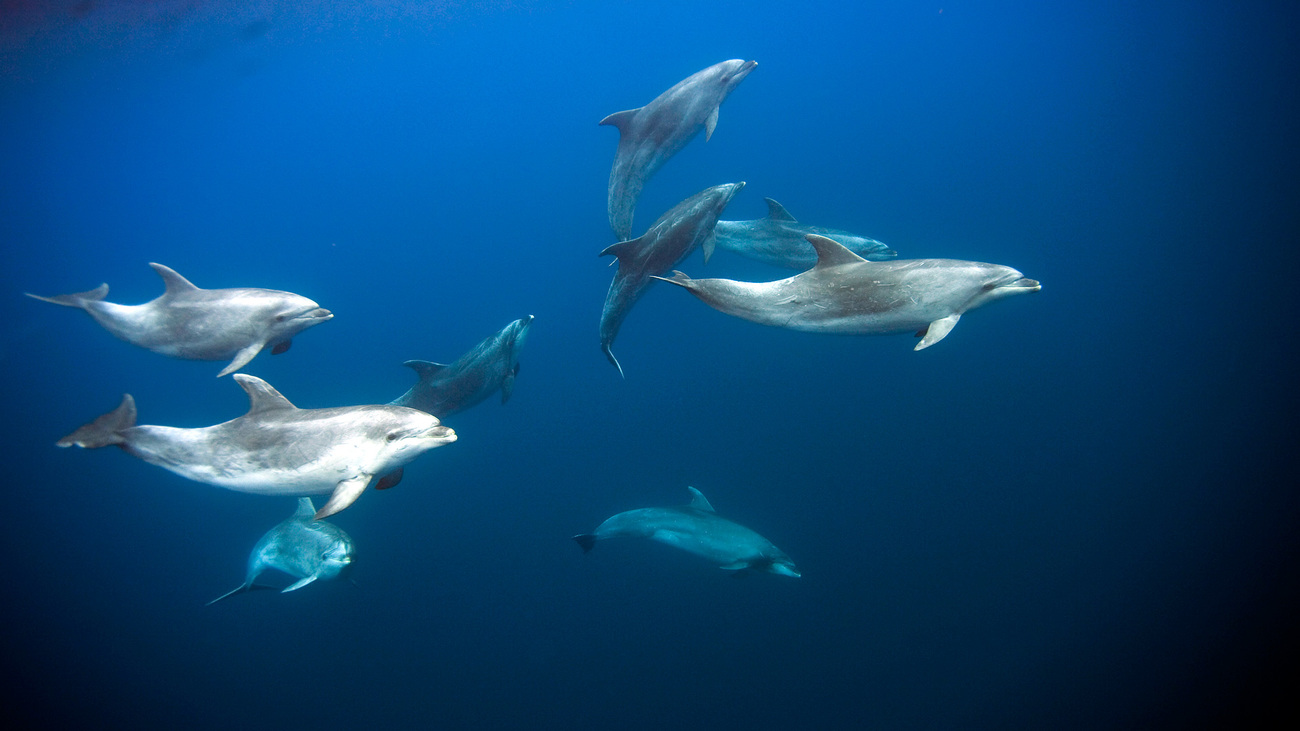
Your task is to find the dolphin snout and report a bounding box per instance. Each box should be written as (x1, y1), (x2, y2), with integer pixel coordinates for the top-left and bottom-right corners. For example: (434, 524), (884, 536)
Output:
(1014, 278), (1042, 292)
(425, 425), (456, 442)
(300, 307), (333, 321)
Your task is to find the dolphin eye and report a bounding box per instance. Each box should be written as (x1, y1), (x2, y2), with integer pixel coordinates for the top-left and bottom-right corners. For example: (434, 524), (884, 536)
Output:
(386, 432), (399, 442)
(275, 314), (287, 322)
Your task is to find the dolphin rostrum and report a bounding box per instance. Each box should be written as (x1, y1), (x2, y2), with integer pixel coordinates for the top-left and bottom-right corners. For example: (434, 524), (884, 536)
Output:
(391, 315), (534, 418)
(601, 59), (757, 240)
(655, 234), (1040, 350)
(207, 498), (355, 606)
(26, 263), (333, 376)
(711, 197), (897, 267)
(57, 374), (457, 519)
(573, 486), (800, 577)
(599, 181), (745, 376)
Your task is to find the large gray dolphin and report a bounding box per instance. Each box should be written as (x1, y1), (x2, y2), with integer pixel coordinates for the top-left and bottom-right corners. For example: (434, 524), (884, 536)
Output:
(26, 263), (333, 376)
(712, 197), (897, 267)
(573, 486), (800, 577)
(56, 374), (457, 519)
(655, 234), (1040, 350)
(390, 315), (534, 418)
(599, 181), (745, 376)
(601, 59), (757, 240)
(207, 498), (355, 605)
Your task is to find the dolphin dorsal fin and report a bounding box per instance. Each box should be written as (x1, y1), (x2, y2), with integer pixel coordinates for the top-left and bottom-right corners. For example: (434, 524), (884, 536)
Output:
(149, 263), (200, 296)
(232, 374), (298, 414)
(599, 235), (646, 265)
(806, 234), (868, 269)
(402, 360), (448, 379)
(764, 198), (797, 222)
(598, 108), (640, 133)
(294, 498), (316, 518)
(686, 486), (716, 513)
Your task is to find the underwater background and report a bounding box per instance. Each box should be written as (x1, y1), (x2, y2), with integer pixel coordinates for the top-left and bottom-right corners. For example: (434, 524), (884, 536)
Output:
(1, 1), (1296, 728)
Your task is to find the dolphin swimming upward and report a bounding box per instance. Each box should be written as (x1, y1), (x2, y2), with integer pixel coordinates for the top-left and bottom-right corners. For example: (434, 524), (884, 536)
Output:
(711, 197), (897, 267)
(391, 315), (534, 418)
(208, 498), (355, 605)
(27, 263), (333, 376)
(57, 374), (457, 519)
(655, 234), (1040, 350)
(573, 486), (800, 577)
(599, 182), (745, 376)
(601, 59), (757, 240)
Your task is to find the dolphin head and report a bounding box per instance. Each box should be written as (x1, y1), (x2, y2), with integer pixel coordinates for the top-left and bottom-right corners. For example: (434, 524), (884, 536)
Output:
(262, 291), (333, 342)
(753, 551), (801, 578)
(505, 314), (534, 352)
(376, 409), (457, 467)
(315, 535), (356, 581)
(964, 264), (1041, 311)
(716, 59), (758, 92)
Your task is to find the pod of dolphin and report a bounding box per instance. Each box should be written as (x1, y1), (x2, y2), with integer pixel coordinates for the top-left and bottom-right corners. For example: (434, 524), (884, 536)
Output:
(30, 59), (1038, 601)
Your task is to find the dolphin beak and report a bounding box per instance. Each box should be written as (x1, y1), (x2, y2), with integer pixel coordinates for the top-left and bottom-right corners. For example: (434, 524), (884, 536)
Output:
(425, 425), (457, 443)
(1012, 278), (1042, 292)
(299, 307), (333, 321)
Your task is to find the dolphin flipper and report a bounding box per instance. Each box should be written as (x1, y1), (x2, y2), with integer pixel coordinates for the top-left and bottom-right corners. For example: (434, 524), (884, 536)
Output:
(315, 475), (371, 520)
(915, 314), (961, 351)
(217, 342), (265, 377)
(281, 576), (318, 593)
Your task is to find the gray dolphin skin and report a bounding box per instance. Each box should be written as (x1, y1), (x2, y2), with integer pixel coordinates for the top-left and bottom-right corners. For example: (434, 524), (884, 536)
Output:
(573, 486), (799, 577)
(656, 234), (1040, 350)
(56, 374), (457, 519)
(712, 197), (897, 267)
(207, 498), (355, 605)
(599, 181), (745, 376)
(601, 59), (757, 240)
(26, 262), (333, 376)
(390, 315), (534, 418)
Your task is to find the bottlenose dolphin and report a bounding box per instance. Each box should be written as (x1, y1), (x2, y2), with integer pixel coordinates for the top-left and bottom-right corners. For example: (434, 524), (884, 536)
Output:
(600, 181), (745, 376)
(601, 59), (757, 240)
(391, 315), (534, 418)
(655, 234), (1040, 350)
(573, 486), (799, 577)
(207, 498), (355, 605)
(26, 263), (333, 376)
(57, 374), (457, 519)
(712, 197), (897, 267)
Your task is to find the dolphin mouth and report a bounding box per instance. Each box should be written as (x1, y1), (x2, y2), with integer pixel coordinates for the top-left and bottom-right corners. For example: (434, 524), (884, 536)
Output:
(295, 307), (333, 321)
(1008, 277), (1041, 292)
(424, 425), (457, 442)
(735, 59), (758, 81)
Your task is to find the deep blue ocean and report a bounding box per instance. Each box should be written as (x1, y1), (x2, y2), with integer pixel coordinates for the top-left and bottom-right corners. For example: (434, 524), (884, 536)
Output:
(2, 2), (1296, 729)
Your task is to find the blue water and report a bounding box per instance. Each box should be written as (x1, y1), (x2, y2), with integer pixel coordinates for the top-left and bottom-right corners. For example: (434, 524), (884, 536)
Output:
(2, 2), (1295, 728)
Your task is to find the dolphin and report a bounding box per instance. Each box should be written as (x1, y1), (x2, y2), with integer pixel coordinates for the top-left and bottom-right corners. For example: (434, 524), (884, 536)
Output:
(654, 234), (1040, 350)
(711, 197), (897, 267)
(601, 59), (757, 240)
(56, 374), (457, 519)
(573, 486), (800, 577)
(207, 498), (355, 605)
(391, 315), (534, 418)
(600, 181), (745, 376)
(26, 263), (333, 376)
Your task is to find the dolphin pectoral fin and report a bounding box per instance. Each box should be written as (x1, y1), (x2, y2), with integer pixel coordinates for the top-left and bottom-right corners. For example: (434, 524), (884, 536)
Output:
(270, 339), (292, 355)
(374, 467), (404, 491)
(702, 232), (716, 264)
(915, 314), (961, 351)
(719, 561), (749, 571)
(218, 343), (264, 377)
(25, 283), (110, 308)
(501, 371), (516, 404)
(282, 576), (318, 593)
(315, 475), (371, 519)
(705, 106), (719, 141)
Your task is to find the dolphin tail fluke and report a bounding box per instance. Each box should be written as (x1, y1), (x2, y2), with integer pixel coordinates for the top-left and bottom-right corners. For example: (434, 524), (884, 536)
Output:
(57, 394), (136, 448)
(25, 283), (110, 309)
(206, 582), (276, 606)
(601, 343), (625, 379)
(573, 534), (597, 554)
(649, 270), (693, 289)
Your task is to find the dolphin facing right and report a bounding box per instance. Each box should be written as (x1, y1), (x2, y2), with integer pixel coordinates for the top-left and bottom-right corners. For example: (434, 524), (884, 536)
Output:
(711, 197), (897, 267)
(601, 59), (757, 240)
(656, 234), (1041, 350)
(208, 498), (355, 605)
(391, 315), (534, 418)
(26, 263), (333, 376)
(573, 486), (800, 578)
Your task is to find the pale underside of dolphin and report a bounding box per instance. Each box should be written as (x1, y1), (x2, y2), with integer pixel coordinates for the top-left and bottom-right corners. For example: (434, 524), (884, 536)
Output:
(711, 197), (898, 268)
(26, 263), (333, 376)
(601, 59), (757, 240)
(599, 182), (745, 377)
(655, 234), (1041, 350)
(207, 497), (356, 605)
(573, 486), (799, 577)
(56, 374), (457, 520)
(390, 315), (534, 418)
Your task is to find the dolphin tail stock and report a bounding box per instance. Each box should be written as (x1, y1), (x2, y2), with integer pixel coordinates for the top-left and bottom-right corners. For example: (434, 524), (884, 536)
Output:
(572, 534), (598, 554)
(205, 582), (277, 606)
(601, 343), (625, 379)
(25, 283), (110, 309)
(57, 394), (136, 449)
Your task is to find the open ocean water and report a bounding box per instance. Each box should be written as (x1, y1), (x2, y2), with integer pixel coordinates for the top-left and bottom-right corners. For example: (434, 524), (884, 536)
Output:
(1, 1), (1296, 728)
